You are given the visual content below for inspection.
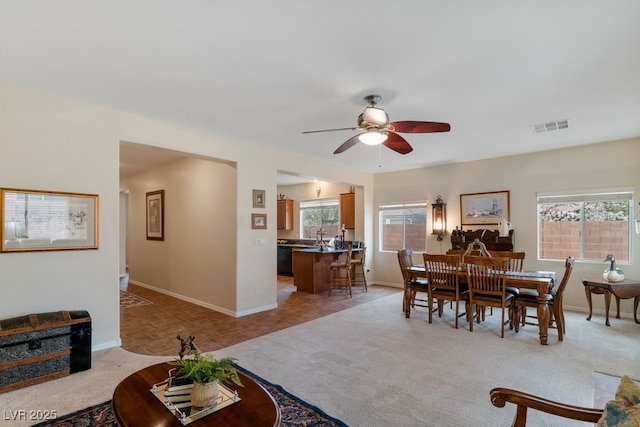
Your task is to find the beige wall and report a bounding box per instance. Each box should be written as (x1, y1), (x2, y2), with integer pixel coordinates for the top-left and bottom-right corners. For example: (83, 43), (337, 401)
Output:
(121, 157), (240, 314)
(373, 138), (640, 317)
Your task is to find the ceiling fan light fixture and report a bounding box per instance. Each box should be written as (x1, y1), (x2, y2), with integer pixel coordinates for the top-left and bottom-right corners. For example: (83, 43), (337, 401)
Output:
(358, 131), (388, 146)
(362, 107), (388, 126)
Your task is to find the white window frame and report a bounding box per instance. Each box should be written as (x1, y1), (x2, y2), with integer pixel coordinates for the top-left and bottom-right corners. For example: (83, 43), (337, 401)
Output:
(378, 202), (428, 253)
(537, 189), (633, 263)
(299, 198), (340, 239)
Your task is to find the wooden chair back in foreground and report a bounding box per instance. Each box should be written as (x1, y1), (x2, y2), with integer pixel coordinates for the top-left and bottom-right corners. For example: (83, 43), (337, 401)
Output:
(423, 253), (467, 329)
(329, 245), (352, 297)
(446, 248), (465, 256)
(489, 251), (526, 271)
(397, 249), (430, 315)
(490, 387), (602, 426)
(350, 245), (367, 292)
(514, 257), (574, 340)
(465, 255), (513, 338)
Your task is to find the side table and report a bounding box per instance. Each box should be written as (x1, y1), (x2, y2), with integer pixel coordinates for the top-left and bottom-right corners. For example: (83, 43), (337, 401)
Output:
(582, 278), (640, 326)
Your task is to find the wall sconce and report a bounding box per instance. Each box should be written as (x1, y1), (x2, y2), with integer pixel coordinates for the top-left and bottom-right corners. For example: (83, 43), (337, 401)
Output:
(316, 186), (322, 198)
(432, 195), (447, 241)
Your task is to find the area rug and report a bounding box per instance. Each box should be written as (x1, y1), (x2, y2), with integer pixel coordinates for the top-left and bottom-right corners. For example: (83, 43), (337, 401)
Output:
(32, 365), (347, 427)
(119, 290), (152, 309)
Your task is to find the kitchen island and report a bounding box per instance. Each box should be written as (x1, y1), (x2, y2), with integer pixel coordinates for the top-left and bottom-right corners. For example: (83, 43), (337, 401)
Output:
(292, 247), (357, 294)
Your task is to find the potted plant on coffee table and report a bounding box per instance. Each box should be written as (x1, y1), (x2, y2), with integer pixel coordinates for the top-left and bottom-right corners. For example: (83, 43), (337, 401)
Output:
(169, 338), (243, 408)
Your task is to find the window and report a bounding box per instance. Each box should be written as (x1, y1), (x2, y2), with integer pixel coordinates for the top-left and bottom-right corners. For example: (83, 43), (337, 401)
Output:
(537, 190), (632, 262)
(299, 199), (339, 240)
(379, 203), (427, 252)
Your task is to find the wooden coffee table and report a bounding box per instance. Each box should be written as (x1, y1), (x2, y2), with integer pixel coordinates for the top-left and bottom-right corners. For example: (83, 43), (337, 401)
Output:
(583, 278), (640, 326)
(112, 362), (281, 426)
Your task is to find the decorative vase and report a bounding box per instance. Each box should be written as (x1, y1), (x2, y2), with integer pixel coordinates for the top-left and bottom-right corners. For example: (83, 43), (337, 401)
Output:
(603, 254), (624, 283)
(191, 381), (220, 408)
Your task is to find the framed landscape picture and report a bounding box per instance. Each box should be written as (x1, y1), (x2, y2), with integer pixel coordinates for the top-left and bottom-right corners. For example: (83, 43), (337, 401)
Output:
(1, 188), (99, 252)
(460, 190), (510, 226)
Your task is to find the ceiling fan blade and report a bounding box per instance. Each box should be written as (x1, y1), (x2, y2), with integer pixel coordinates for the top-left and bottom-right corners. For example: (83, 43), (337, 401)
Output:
(383, 132), (413, 155)
(333, 134), (362, 154)
(389, 121), (451, 133)
(302, 127), (358, 134)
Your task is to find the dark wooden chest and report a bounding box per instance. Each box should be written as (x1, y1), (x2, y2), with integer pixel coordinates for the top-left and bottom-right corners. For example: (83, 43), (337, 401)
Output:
(0, 310), (91, 393)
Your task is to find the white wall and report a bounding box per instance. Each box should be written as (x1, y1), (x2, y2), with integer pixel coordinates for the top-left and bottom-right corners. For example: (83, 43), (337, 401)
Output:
(373, 137), (640, 316)
(0, 82), (374, 349)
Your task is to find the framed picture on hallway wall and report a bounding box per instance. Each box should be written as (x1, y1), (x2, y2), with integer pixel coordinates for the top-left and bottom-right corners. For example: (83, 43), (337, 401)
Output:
(253, 189), (266, 208)
(252, 213), (267, 229)
(146, 190), (164, 241)
(460, 190), (510, 226)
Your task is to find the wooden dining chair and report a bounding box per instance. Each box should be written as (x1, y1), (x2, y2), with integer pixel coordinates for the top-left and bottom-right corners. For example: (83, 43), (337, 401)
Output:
(462, 239), (491, 261)
(423, 253), (467, 328)
(350, 245), (367, 292)
(465, 255), (514, 338)
(514, 257), (574, 340)
(397, 249), (430, 315)
(329, 245), (353, 297)
(489, 251), (526, 272)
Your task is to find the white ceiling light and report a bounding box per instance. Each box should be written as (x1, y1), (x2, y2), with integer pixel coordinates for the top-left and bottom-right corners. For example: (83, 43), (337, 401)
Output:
(358, 131), (388, 145)
(362, 107), (389, 126)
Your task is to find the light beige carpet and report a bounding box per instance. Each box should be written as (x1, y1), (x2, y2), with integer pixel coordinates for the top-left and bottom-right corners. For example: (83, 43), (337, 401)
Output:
(3, 292), (639, 427)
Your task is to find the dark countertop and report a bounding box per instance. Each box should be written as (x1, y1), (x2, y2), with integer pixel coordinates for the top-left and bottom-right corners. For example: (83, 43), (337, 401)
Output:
(297, 247), (360, 253)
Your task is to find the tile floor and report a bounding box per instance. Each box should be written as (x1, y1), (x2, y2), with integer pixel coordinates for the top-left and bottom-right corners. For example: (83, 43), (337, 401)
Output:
(120, 276), (401, 356)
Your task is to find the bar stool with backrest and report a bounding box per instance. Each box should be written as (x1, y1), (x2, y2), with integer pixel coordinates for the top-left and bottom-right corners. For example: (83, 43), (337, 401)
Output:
(423, 253), (467, 328)
(465, 255), (514, 338)
(397, 249), (430, 317)
(514, 256), (574, 340)
(350, 245), (367, 292)
(329, 245), (353, 298)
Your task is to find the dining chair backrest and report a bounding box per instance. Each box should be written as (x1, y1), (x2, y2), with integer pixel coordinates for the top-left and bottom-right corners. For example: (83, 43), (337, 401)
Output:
(489, 251), (526, 271)
(424, 254), (461, 292)
(465, 255), (509, 297)
(554, 257), (575, 298)
(446, 248), (465, 256)
(462, 239), (491, 262)
(397, 249), (415, 282)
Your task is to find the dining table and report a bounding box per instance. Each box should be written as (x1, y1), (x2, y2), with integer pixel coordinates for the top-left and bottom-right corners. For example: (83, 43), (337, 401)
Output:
(405, 265), (557, 345)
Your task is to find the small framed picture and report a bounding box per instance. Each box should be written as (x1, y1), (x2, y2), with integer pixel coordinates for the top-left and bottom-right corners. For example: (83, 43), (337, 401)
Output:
(252, 213), (267, 229)
(253, 189), (265, 208)
(146, 190), (165, 241)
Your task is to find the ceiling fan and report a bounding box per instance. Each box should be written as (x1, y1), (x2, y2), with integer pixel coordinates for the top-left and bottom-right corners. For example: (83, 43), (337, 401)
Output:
(302, 94), (451, 155)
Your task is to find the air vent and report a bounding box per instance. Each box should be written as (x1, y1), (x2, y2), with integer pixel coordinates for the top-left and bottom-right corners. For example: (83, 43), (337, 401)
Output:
(532, 119), (569, 133)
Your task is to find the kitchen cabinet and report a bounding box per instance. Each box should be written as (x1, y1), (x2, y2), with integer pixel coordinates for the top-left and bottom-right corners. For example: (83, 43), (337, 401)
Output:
(340, 193), (355, 229)
(277, 199), (294, 230)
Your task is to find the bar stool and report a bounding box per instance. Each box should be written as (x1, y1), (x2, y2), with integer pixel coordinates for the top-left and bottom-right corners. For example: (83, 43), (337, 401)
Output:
(329, 245), (352, 297)
(350, 245), (367, 292)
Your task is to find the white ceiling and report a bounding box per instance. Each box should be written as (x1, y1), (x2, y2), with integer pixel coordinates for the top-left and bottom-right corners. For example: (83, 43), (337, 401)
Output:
(2, 1), (639, 181)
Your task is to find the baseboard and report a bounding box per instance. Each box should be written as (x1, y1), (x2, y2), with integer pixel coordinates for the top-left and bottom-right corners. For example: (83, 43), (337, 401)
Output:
(127, 280), (277, 318)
